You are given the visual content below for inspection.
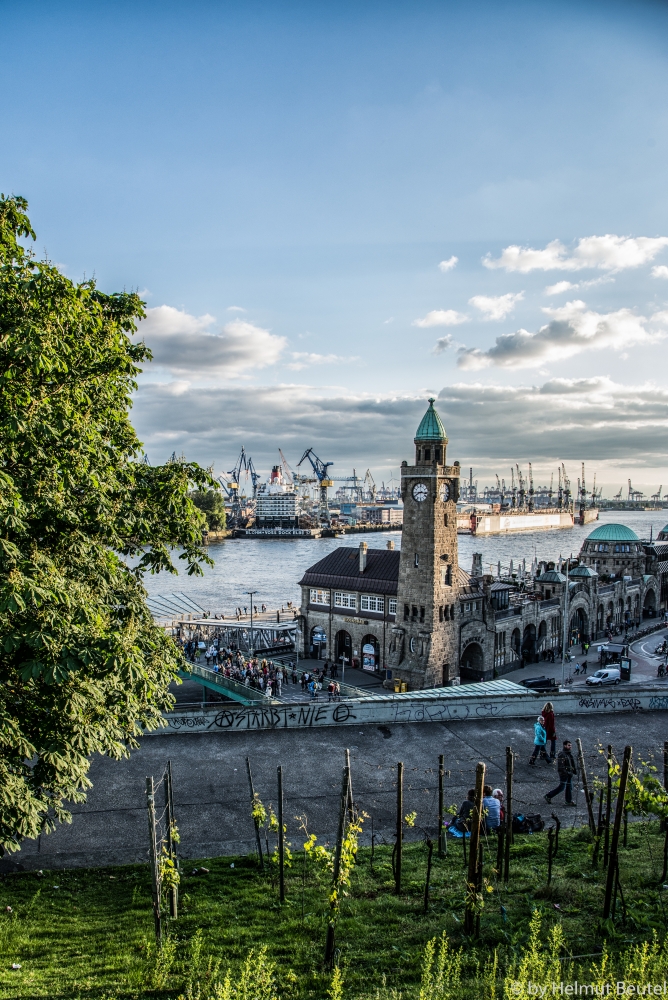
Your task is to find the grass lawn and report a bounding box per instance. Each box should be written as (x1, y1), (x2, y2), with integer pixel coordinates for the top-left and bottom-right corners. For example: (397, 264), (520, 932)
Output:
(2, 821), (668, 999)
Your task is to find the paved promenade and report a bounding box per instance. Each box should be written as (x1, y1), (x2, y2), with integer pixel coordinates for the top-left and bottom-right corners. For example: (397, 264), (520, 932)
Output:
(9, 709), (668, 872)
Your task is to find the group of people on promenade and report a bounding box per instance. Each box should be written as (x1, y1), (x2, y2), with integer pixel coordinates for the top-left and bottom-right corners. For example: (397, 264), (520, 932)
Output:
(452, 700), (579, 838)
(178, 639), (344, 700)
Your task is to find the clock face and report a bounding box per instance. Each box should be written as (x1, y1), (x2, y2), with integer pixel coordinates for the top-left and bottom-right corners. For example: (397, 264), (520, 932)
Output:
(439, 482), (450, 502)
(412, 483), (428, 502)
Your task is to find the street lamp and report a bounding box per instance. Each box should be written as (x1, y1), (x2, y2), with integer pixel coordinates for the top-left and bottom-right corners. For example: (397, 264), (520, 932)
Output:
(561, 554), (571, 688)
(246, 591), (257, 657)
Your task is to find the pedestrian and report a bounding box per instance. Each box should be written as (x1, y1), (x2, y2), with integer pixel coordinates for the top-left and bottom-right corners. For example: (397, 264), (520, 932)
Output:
(482, 784), (501, 833)
(529, 715), (550, 765)
(544, 739), (577, 806)
(542, 701), (557, 759)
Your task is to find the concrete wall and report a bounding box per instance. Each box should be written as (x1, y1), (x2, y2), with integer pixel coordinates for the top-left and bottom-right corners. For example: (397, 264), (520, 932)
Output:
(147, 681), (668, 736)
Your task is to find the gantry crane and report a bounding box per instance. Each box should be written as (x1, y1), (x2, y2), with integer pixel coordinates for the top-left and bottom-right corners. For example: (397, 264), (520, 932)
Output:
(298, 448), (334, 523)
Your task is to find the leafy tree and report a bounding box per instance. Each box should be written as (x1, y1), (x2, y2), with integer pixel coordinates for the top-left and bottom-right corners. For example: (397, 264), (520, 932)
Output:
(0, 195), (212, 853)
(189, 487), (227, 531)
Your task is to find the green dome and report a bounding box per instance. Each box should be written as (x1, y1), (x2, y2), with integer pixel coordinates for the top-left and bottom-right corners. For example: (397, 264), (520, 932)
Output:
(658, 524), (668, 540)
(415, 398), (447, 441)
(569, 565), (598, 578)
(586, 523), (639, 542)
(536, 570), (567, 583)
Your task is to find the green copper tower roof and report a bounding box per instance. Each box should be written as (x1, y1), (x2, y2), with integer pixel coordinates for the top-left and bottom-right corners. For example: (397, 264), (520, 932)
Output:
(586, 523), (639, 542)
(415, 398), (447, 441)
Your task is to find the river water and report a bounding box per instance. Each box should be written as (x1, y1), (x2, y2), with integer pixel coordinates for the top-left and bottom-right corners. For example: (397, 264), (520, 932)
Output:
(142, 510), (668, 615)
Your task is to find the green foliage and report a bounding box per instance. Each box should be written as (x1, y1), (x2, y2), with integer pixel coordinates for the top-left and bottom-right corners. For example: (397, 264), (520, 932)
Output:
(159, 845), (181, 893)
(190, 487), (227, 531)
(418, 932), (462, 1000)
(179, 946), (280, 1000)
(0, 194), (212, 851)
(504, 910), (563, 999)
(252, 793), (268, 829)
(5, 829), (668, 997)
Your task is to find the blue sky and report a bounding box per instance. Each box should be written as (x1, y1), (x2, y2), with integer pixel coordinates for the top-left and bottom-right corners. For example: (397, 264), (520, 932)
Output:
(3, 1), (668, 493)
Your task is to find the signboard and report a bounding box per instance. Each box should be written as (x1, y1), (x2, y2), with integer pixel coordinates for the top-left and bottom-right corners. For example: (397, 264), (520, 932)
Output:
(362, 642), (376, 671)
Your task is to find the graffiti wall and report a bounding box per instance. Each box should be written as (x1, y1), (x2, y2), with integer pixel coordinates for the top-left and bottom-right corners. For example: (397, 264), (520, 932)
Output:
(143, 684), (668, 736)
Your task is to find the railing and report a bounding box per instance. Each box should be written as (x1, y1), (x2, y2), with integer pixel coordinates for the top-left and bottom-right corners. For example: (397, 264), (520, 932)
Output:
(494, 606), (522, 621)
(179, 662), (276, 705)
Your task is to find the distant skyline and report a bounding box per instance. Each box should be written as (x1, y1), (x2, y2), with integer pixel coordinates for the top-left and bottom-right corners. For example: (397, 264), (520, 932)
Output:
(3, 1), (668, 492)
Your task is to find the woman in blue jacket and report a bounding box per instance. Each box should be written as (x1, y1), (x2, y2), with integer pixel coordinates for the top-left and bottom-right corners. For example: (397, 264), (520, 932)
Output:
(529, 715), (551, 765)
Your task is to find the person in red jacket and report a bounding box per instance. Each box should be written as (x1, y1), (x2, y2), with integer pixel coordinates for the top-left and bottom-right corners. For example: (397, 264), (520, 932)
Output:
(542, 701), (557, 760)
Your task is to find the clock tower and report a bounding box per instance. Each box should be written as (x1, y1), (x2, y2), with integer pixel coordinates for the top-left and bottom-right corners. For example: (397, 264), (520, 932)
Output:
(387, 398), (461, 688)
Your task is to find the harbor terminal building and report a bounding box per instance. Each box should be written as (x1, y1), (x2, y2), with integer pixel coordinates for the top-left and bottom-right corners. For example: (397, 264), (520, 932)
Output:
(297, 399), (665, 688)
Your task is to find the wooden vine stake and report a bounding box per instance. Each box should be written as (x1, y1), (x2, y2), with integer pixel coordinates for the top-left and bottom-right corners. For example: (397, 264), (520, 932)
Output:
(395, 761), (404, 895)
(464, 762), (485, 936)
(146, 776), (162, 943)
(438, 754), (446, 857)
(504, 746), (513, 884)
(604, 744), (613, 868)
(576, 737), (597, 834)
(277, 765), (285, 903)
(603, 745), (632, 920)
(246, 757), (264, 869)
(423, 837), (434, 913)
(325, 764), (350, 968)
(164, 760), (178, 918)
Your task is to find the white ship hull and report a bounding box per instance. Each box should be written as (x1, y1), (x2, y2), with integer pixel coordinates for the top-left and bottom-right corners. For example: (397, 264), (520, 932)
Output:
(457, 509), (574, 535)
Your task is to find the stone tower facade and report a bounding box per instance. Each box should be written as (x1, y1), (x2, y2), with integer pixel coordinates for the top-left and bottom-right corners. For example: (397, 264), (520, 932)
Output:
(387, 399), (461, 688)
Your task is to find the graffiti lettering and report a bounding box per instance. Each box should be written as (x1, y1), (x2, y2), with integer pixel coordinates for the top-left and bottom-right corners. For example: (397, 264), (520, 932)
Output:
(168, 715), (207, 729)
(578, 696), (642, 712)
(649, 696), (668, 711)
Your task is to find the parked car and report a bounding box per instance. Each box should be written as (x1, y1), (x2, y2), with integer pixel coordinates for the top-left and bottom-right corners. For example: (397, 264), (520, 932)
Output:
(519, 676), (557, 691)
(586, 667), (621, 687)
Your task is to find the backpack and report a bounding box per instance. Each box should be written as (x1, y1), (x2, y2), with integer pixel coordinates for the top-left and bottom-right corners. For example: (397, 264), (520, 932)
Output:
(512, 813), (545, 834)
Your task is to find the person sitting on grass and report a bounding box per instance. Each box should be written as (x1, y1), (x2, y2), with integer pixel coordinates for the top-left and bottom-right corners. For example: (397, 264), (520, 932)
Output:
(482, 784), (501, 832)
(455, 788), (475, 833)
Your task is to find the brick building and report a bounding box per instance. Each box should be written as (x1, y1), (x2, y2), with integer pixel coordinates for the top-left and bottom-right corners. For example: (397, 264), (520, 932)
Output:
(297, 400), (663, 688)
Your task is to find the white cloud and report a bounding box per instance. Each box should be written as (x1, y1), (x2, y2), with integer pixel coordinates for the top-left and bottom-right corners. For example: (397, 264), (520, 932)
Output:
(652, 265), (668, 279)
(457, 300), (665, 370)
(438, 256), (459, 272)
(131, 377), (668, 474)
(545, 277), (614, 295)
(287, 352), (359, 371)
(545, 281), (577, 296)
(469, 292), (524, 320)
(484, 235), (668, 273)
(433, 336), (453, 354)
(227, 305), (246, 312)
(412, 309), (468, 328)
(139, 305), (286, 378)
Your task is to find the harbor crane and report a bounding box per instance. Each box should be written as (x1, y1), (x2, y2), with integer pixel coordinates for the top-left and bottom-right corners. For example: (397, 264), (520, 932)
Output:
(561, 464), (572, 509)
(218, 447), (261, 526)
(628, 479), (644, 502)
(363, 468), (377, 502)
(652, 486), (663, 502)
(298, 448), (334, 523)
(613, 485), (623, 501)
(528, 462), (535, 510)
